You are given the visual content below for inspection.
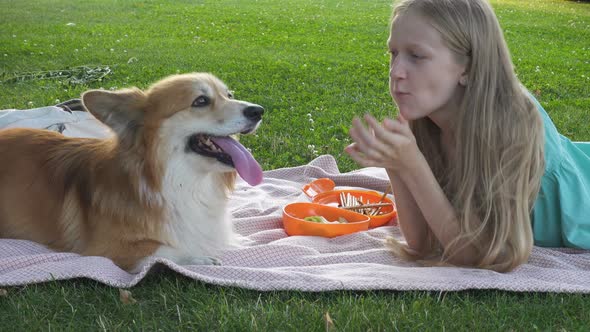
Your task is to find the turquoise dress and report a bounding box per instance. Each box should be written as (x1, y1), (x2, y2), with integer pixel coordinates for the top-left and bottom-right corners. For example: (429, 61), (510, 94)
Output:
(531, 96), (590, 248)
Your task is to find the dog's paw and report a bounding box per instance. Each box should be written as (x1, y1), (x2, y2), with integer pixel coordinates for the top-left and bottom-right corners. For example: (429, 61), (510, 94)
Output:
(187, 256), (222, 266)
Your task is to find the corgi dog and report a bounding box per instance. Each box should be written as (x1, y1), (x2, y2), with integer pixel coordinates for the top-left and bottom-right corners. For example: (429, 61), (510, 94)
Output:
(0, 73), (264, 272)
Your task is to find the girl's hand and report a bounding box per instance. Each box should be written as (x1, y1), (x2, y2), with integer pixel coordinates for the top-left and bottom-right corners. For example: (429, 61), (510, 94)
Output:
(345, 113), (422, 173)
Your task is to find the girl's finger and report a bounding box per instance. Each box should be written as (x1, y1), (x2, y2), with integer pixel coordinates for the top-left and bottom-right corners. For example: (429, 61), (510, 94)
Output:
(365, 115), (410, 147)
(345, 144), (375, 167)
(348, 121), (367, 148)
(364, 114), (393, 139)
(344, 142), (363, 155)
(358, 114), (395, 159)
(350, 117), (371, 142)
(363, 115), (398, 155)
(350, 117), (379, 151)
(351, 115), (407, 162)
(383, 117), (412, 136)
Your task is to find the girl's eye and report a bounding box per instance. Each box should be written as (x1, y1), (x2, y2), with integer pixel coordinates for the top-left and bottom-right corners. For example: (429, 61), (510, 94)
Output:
(192, 96), (210, 107)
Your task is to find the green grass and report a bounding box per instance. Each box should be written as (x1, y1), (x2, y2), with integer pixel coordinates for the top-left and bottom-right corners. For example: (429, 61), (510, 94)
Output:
(2, 272), (590, 331)
(0, 0), (589, 330)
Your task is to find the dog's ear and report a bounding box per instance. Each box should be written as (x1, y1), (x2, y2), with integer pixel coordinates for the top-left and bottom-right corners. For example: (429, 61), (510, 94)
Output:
(82, 88), (146, 137)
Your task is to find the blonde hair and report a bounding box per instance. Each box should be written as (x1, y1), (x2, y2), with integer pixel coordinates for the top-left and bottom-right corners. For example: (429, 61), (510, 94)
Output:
(386, 0), (545, 272)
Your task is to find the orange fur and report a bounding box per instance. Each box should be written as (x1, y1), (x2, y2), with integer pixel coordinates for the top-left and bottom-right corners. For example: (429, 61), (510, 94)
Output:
(0, 73), (262, 272)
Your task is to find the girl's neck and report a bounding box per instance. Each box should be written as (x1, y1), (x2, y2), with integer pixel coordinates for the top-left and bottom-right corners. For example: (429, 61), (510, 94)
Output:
(427, 103), (459, 162)
(440, 130), (455, 162)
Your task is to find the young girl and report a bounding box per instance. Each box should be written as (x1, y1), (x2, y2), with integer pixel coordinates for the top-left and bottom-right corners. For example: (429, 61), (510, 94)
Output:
(345, 0), (590, 272)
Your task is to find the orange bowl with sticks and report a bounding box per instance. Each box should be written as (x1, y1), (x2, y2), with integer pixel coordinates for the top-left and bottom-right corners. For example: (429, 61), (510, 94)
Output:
(311, 189), (397, 228)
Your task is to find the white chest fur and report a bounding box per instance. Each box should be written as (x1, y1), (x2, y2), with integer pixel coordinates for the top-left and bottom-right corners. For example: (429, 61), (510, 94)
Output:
(159, 159), (235, 258)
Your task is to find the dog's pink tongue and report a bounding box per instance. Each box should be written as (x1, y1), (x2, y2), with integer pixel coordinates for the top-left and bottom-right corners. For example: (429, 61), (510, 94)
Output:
(211, 137), (263, 186)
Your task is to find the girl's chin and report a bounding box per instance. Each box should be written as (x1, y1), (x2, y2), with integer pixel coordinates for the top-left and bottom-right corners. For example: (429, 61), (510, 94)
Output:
(397, 106), (415, 120)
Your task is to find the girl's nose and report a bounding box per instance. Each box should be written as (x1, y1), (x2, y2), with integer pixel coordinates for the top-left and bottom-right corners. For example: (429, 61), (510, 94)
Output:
(389, 57), (406, 80)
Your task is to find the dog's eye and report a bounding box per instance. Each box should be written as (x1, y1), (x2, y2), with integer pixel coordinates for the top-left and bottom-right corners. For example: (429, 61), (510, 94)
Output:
(192, 96), (210, 107)
(227, 91), (234, 99)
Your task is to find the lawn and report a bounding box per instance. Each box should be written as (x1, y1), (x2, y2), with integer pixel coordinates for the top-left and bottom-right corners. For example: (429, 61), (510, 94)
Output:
(1, 0), (589, 330)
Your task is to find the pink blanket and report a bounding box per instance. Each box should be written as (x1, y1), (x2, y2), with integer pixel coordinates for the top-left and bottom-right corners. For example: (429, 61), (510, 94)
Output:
(1, 155), (590, 292)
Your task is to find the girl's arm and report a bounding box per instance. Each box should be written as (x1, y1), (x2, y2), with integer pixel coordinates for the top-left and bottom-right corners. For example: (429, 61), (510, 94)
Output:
(385, 168), (433, 255)
(393, 150), (480, 265)
(347, 114), (480, 266)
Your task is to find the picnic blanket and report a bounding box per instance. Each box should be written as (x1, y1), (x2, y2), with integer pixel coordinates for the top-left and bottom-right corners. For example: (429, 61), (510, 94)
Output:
(1, 106), (590, 293)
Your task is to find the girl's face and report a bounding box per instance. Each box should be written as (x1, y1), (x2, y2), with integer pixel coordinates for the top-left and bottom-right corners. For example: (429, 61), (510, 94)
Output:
(388, 11), (467, 127)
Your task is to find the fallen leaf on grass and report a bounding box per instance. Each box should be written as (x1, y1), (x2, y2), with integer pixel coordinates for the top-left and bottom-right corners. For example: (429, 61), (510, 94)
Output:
(0, 289), (7, 296)
(324, 311), (335, 331)
(119, 289), (137, 304)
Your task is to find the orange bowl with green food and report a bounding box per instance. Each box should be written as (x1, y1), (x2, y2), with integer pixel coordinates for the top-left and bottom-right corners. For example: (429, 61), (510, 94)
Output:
(282, 202), (370, 238)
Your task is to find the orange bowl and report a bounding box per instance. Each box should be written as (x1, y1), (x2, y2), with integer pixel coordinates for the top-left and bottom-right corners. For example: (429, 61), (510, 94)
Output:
(282, 202), (370, 238)
(302, 178), (336, 198)
(312, 189), (397, 228)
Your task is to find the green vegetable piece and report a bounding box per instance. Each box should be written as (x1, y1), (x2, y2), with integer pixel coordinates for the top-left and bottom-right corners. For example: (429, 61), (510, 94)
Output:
(304, 216), (326, 223)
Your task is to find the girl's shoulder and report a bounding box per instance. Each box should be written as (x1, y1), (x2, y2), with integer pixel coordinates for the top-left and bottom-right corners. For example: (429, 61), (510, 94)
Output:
(527, 94), (563, 173)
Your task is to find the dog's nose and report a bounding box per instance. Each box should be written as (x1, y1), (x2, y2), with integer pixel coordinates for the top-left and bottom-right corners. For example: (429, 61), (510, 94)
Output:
(243, 105), (264, 121)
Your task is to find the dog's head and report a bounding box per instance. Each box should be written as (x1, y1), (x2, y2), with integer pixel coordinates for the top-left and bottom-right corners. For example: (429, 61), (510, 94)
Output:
(81, 73), (264, 187)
